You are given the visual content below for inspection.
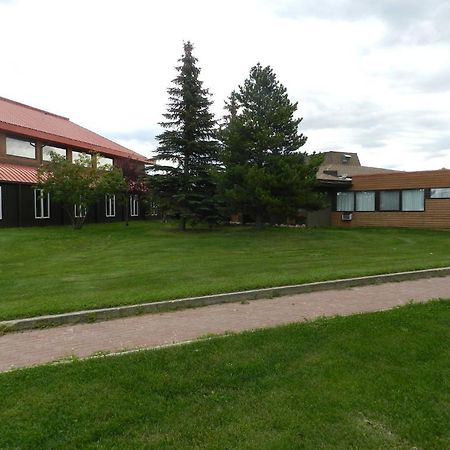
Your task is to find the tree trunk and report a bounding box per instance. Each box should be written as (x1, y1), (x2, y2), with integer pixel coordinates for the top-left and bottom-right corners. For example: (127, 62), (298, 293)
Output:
(255, 212), (264, 229)
(179, 216), (186, 231)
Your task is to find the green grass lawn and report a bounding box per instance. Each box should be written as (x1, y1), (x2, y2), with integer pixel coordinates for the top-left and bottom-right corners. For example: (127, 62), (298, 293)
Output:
(1, 221), (450, 320)
(0, 301), (448, 449)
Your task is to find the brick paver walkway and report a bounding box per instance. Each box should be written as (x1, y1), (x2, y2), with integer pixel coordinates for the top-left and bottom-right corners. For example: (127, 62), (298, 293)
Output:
(1, 276), (449, 372)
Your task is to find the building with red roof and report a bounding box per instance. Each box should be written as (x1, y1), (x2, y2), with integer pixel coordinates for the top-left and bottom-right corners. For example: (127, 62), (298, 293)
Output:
(0, 96), (150, 227)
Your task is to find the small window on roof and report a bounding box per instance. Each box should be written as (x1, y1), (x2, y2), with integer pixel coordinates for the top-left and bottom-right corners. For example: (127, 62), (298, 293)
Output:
(6, 137), (35, 159)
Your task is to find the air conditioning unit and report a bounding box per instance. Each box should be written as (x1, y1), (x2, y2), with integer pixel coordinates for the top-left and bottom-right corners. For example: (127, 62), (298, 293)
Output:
(341, 212), (353, 221)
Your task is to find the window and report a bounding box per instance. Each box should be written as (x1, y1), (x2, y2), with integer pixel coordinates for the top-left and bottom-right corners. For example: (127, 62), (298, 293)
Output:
(97, 155), (113, 167)
(0, 186), (2, 220)
(380, 191), (400, 211)
(148, 199), (158, 217)
(355, 191), (375, 211)
(402, 189), (424, 211)
(42, 145), (66, 161)
(72, 151), (92, 163)
(34, 189), (50, 219)
(74, 203), (87, 218)
(336, 191), (354, 211)
(105, 194), (116, 217)
(6, 137), (35, 159)
(130, 195), (139, 217)
(430, 188), (450, 199)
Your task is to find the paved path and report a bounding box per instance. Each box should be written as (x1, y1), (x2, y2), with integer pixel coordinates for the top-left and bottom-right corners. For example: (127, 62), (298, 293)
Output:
(1, 276), (449, 373)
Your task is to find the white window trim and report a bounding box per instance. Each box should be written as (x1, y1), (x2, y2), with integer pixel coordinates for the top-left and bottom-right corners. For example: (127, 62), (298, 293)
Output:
(34, 189), (50, 219)
(74, 204), (87, 218)
(0, 186), (2, 220)
(105, 194), (116, 217)
(130, 195), (139, 217)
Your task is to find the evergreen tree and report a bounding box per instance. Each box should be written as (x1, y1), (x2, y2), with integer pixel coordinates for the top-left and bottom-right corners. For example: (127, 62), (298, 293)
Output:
(220, 64), (325, 227)
(151, 41), (220, 230)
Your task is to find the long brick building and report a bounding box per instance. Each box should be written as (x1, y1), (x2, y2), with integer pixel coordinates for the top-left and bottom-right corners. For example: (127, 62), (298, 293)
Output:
(320, 152), (450, 229)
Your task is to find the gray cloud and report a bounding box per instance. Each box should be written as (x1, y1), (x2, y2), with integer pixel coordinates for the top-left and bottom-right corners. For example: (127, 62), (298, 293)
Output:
(304, 98), (449, 132)
(105, 128), (157, 142)
(268, 0), (450, 45)
(384, 66), (450, 94)
(104, 128), (159, 158)
(302, 96), (450, 161)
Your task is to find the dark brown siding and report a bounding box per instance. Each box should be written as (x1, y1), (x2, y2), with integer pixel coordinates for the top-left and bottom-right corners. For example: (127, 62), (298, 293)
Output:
(0, 182), (143, 228)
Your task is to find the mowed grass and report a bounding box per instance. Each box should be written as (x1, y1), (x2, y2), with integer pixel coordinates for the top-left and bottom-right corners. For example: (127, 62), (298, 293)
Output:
(2, 221), (450, 319)
(0, 301), (449, 449)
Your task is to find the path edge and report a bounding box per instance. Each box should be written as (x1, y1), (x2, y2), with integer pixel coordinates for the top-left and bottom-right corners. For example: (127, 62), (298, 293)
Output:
(2, 266), (450, 333)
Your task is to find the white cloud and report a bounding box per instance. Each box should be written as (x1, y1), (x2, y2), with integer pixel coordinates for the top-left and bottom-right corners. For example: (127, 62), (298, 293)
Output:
(1, 0), (450, 170)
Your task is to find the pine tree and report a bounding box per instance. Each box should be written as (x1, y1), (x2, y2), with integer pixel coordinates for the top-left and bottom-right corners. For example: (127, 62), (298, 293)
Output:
(221, 64), (325, 227)
(152, 41), (219, 230)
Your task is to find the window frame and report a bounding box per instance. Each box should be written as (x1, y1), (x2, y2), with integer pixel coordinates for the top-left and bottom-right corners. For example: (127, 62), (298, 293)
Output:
(129, 194), (139, 217)
(336, 189), (428, 213)
(34, 189), (50, 219)
(336, 191), (355, 212)
(105, 194), (116, 218)
(355, 191), (375, 212)
(430, 188), (450, 199)
(148, 199), (158, 217)
(97, 155), (114, 167)
(42, 144), (67, 162)
(72, 151), (92, 163)
(6, 136), (36, 159)
(401, 189), (425, 212)
(74, 203), (87, 219)
(379, 190), (401, 212)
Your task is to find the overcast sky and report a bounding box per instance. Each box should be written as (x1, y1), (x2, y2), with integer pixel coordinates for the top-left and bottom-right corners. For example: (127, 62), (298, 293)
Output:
(1, 0), (450, 170)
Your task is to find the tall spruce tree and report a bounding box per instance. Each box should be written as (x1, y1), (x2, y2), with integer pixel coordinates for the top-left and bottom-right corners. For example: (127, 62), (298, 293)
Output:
(220, 64), (325, 227)
(152, 41), (219, 230)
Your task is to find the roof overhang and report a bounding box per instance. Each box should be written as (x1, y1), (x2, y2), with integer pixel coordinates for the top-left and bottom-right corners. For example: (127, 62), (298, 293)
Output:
(317, 178), (353, 188)
(0, 122), (148, 164)
(0, 163), (38, 184)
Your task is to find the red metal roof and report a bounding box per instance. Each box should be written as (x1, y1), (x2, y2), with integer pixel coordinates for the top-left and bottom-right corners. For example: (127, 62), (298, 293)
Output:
(0, 163), (38, 184)
(0, 96), (148, 163)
